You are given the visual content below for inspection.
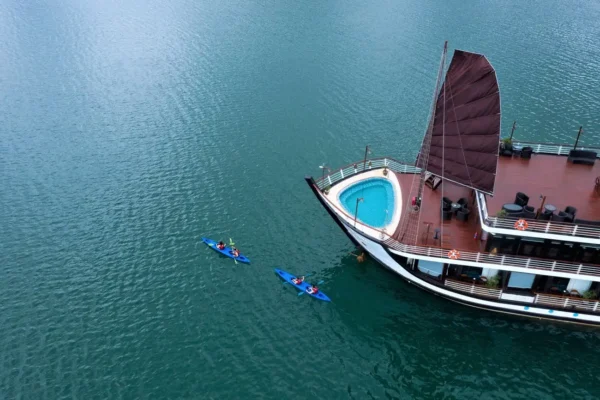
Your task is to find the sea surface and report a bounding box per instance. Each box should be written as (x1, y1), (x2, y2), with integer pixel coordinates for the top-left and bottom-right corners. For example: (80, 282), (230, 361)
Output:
(2, 0), (600, 398)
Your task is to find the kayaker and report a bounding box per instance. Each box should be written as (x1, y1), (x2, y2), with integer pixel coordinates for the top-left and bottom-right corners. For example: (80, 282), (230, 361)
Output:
(216, 241), (226, 250)
(232, 248), (240, 258)
(307, 285), (319, 294)
(292, 276), (305, 285)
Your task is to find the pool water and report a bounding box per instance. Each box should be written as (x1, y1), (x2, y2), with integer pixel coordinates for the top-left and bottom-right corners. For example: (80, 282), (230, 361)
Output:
(339, 178), (395, 228)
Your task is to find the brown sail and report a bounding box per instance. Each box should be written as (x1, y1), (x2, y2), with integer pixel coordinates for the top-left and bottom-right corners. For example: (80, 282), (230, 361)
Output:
(425, 50), (500, 195)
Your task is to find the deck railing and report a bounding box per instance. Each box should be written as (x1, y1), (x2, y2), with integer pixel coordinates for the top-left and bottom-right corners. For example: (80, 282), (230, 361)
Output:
(534, 293), (600, 312)
(512, 141), (600, 157)
(485, 216), (600, 239)
(475, 183), (600, 240)
(314, 155), (600, 278)
(443, 279), (600, 312)
(315, 157), (420, 190)
(444, 279), (502, 298)
(384, 238), (600, 278)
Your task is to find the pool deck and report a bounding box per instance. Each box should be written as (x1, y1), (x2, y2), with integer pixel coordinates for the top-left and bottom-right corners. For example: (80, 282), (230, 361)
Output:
(392, 171), (483, 252)
(323, 169), (403, 239)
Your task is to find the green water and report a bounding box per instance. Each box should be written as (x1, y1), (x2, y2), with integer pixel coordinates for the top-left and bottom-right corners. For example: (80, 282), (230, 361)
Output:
(2, 0), (600, 398)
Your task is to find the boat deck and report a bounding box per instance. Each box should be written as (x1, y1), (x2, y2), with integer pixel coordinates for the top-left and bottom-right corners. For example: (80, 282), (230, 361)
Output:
(486, 153), (600, 221)
(392, 172), (482, 252)
(392, 152), (600, 252)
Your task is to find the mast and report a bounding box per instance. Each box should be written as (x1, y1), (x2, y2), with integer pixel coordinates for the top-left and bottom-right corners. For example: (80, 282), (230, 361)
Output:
(396, 42), (448, 245)
(415, 41), (448, 208)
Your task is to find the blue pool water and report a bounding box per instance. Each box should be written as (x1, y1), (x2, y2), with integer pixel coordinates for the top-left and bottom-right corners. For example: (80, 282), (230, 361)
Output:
(339, 178), (395, 228)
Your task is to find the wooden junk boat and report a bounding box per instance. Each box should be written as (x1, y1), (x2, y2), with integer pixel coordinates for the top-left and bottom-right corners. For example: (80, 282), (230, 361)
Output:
(305, 42), (600, 326)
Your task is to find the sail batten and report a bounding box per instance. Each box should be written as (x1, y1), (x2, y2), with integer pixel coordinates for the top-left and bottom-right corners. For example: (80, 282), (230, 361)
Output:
(423, 49), (501, 195)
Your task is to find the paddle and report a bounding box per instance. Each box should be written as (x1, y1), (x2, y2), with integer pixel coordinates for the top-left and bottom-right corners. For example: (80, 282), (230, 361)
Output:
(229, 238), (237, 265)
(283, 274), (312, 286)
(298, 280), (325, 296)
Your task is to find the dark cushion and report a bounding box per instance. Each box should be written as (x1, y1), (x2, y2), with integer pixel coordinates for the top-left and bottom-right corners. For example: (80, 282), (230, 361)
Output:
(515, 192), (529, 206)
(568, 150), (596, 165)
(569, 150), (597, 158)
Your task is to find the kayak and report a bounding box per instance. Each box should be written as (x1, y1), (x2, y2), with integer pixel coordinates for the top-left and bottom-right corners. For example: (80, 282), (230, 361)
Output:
(275, 268), (331, 302)
(202, 237), (250, 264)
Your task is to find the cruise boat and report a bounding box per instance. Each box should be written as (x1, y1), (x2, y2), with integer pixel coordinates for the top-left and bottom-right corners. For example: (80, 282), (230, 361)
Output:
(305, 42), (600, 326)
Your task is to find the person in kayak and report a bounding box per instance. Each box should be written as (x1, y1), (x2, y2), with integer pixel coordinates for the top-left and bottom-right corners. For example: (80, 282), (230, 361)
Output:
(232, 248), (240, 258)
(306, 285), (319, 294)
(292, 276), (305, 285)
(216, 241), (226, 250)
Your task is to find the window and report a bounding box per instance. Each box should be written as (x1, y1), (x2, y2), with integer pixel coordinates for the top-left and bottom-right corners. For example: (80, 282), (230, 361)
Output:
(417, 260), (444, 279)
(508, 272), (535, 289)
(518, 238), (544, 257)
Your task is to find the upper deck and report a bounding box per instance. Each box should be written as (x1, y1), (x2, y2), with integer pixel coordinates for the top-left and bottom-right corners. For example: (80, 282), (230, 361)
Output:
(312, 142), (600, 279)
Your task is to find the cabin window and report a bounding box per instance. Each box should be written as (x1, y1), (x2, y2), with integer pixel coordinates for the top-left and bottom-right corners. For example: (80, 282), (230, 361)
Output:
(518, 238), (544, 257)
(507, 272), (535, 289)
(578, 245), (600, 264)
(546, 241), (562, 258)
(486, 234), (503, 253)
(548, 277), (570, 294)
(458, 266), (483, 281)
(417, 260), (444, 279)
(567, 279), (592, 293)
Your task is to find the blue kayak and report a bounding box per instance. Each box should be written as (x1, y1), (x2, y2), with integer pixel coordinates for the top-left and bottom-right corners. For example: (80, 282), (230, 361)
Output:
(202, 237), (250, 264)
(275, 268), (331, 302)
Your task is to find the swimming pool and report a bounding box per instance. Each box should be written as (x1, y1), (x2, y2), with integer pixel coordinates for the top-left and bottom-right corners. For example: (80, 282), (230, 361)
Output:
(339, 178), (395, 228)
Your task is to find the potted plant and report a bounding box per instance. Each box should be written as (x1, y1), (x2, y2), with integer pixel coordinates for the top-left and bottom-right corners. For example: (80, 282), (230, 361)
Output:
(485, 274), (501, 289)
(323, 185), (331, 195)
(383, 166), (388, 176)
(496, 209), (508, 218)
(499, 137), (513, 156)
(583, 290), (597, 300)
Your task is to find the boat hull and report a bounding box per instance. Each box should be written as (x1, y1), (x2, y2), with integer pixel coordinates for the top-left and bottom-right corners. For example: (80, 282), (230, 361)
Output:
(305, 178), (600, 327)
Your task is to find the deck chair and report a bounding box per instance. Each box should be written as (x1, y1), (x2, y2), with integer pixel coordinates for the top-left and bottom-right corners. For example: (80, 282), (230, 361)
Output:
(425, 172), (442, 190)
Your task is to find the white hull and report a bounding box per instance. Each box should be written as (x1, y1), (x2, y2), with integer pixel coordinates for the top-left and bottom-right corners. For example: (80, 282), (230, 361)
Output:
(342, 222), (600, 326)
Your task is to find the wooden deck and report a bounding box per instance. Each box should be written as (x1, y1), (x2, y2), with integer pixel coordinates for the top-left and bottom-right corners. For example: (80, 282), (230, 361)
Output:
(392, 152), (600, 253)
(486, 153), (600, 221)
(392, 172), (483, 252)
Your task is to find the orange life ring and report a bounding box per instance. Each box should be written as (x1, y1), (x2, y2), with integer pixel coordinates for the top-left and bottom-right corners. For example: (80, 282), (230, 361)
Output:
(448, 249), (460, 260)
(514, 219), (528, 231)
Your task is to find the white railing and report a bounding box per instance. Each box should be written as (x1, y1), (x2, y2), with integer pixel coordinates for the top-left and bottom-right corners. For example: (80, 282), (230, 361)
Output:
(445, 281), (600, 312)
(512, 141), (600, 157)
(475, 184), (600, 240)
(486, 216), (600, 239)
(445, 279), (502, 298)
(534, 293), (600, 312)
(315, 158), (420, 190)
(385, 239), (600, 277)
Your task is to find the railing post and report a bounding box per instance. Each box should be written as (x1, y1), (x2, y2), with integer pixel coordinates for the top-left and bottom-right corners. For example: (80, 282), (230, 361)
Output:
(340, 169), (344, 179)
(572, 225), (578, 236)
(594, 302), (599, 312)
(476, 253), (480, 262)
(501, 255), (505, 265)
(526, 258), (531, 269)
(564, 298), (569, 308)
(535, 294), (539, 303)
(551, 261), (556, 271)
(577, 264), (583, 274)
(470, 283), (475, 294)
(545, 222), (551, 233)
